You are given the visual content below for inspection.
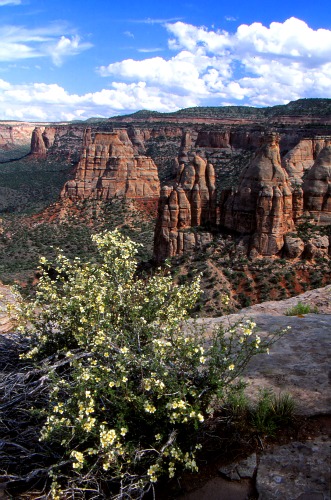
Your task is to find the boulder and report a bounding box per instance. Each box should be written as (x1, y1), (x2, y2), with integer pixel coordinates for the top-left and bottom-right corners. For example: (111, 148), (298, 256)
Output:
(283, 235), (305, 259)
(304, 235), (330, 260)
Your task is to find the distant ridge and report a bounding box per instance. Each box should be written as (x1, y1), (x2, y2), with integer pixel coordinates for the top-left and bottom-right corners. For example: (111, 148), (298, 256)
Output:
(107, 98), (331, 121)
(2, 98), (329, 126)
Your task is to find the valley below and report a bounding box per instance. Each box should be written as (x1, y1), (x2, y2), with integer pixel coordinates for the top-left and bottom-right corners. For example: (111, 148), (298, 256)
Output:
(0, 98), (330, 313)
(0, 98), (330, 499)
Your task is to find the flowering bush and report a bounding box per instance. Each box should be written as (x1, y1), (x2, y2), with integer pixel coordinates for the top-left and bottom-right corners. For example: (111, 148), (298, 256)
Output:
(13, 230), (284, 498)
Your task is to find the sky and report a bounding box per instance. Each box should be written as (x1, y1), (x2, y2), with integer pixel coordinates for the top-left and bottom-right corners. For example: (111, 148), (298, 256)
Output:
(0, 0), (331, 122)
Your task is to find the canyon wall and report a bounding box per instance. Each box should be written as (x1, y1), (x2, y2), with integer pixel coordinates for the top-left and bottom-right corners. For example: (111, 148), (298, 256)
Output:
(154, 133), (331, 261)
(220, 133), (296, 256)
(1, 100), (329, 264)
(303, 144), (331, 223)
(153, 155), (216, 260)
(61, 129), (160, 202)
(0, 123), (36, 150)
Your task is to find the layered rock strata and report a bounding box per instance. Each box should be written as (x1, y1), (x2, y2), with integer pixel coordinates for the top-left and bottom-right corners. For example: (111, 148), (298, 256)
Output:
(302, 144), (331, 224)
(154, 154), (216, 261)
(61, 129), (160, 201)
(30, 126), (79, 158)
(221, 133), (297, 256)
(282, 137), (328, 183)
(0, 123), (36, 150)
(30, 127), (47, 157)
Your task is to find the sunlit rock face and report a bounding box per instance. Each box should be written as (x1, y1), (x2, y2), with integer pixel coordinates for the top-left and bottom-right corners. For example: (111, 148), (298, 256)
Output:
(220, 132), (296, 256)
(303, 144), (331, 224)
(281, 138), (327, 184)
(61, 129), (160, 202)
(153, 154), (216, 262)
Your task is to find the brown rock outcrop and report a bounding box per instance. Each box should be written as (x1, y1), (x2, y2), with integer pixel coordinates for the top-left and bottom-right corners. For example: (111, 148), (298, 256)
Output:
(61, 129), (160, 202)
(154, 154), (216, 261)
(302, 144), (331, 224)
(304, 234), (330, 259)
(29, 126), (57, 156)
(282, 137), (327, 183)
(42, 127), (56, 148)
(0, 123), (36, 150)
(220, 133), (297, 256)
(283, 235), (305, 259)
(30, 127), (47, 157)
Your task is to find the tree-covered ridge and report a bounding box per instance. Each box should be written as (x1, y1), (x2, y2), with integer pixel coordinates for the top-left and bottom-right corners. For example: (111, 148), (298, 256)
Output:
(110, 98), (331, 121)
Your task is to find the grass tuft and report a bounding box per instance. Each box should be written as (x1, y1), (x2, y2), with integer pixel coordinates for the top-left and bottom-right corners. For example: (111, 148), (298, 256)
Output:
(285, 301), (319, 316)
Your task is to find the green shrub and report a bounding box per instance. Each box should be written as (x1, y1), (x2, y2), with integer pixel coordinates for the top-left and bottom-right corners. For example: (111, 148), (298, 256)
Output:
(12, 230), (286, 498)
(285, 301), (318, 316)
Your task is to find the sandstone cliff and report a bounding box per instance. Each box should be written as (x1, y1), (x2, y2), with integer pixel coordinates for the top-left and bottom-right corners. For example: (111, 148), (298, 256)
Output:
(29, 125), (84, 160)
(281, 137), (328, 183)
(221, 133), (296, 256)
(30, 127), (47, 158)
(154, 132), (331, 261)
(0, 123), (36, 151)
(61, 129), (160, 202)
(153, 154), (216, 261)
(303, 143), (331, 224)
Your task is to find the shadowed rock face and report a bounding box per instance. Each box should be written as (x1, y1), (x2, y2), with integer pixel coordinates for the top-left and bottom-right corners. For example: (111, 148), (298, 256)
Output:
(303, 144), (331, 223)
(61, 129), (160, 202)
(153, 154), (216, 262)
(220, 133), (296, 256)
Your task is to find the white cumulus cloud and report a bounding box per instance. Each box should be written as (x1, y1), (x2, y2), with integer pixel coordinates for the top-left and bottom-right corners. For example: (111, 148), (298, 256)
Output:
(0, 79), (197, 122)
(98, 17), (331, 109)
(0, 24), (92, 64)
(1, 17), (331, 121)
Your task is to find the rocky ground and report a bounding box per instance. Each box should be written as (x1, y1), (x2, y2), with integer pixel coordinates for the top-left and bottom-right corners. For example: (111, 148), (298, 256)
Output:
(182, 286), (331, 499)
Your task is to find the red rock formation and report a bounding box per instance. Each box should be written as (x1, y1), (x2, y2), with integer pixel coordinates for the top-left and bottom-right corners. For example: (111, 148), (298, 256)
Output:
(282, 137), (327, 183)
(61, 130), (160, 202)
(42, 127), (56, 148)
(0, 123), (36, 150)
(220, 132), (297, 256)
(154, 154), (216, 261)
(29, 126), (58, 156)
(303, 144), (331, 224)
(30, 127), (47, 157)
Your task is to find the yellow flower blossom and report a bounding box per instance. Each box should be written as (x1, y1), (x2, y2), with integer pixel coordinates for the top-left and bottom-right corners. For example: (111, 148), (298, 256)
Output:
(144, 402), (156, 414)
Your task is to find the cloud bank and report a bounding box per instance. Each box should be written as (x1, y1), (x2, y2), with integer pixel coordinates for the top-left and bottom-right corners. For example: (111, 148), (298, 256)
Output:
(100, 17), (331, 107)
(1, 17), (330, 121)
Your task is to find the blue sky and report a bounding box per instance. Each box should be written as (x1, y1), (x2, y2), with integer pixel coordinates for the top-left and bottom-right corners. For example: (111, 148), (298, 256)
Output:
(0, 0), (330, 121)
